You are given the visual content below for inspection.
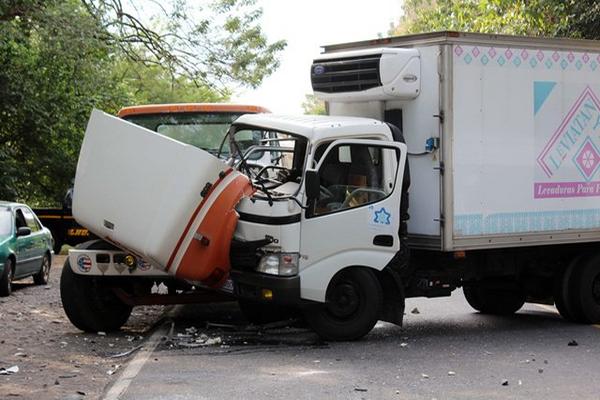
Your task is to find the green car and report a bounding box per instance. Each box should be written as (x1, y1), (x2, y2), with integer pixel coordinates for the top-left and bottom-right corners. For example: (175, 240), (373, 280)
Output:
(0, 201), (54, 296)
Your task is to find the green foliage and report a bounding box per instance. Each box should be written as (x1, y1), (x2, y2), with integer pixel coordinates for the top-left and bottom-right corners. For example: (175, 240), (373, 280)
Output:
(301, 94), (326, 115)
(0, 0), (285, 206)
(392, 0), (572, 37)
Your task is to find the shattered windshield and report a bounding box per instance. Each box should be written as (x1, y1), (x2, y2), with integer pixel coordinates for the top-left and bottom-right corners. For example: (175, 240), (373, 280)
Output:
(122, 112), (245, 157)
(229, 128), (308, 198)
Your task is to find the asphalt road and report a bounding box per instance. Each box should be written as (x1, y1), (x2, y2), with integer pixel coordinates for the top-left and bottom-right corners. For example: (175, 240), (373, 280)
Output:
(111, 291), (600, 400)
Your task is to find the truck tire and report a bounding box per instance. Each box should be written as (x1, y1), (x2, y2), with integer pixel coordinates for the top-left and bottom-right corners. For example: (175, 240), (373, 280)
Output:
(304, 268), (382, 341)
(60, 240), (132, 332)
(238, 299), (295, 325)
(464, 280), (525, 315)
(554, 257), (586, 322)
(463, 284), (484, 312)
(574, 254), (600, 324)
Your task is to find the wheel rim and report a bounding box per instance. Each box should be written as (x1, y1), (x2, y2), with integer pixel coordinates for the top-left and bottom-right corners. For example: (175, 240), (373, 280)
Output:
(42, 256), (50, 281)
(6, 262), (12, 291)
(592, 273), (600, 305)
(326, 281), (360, 319)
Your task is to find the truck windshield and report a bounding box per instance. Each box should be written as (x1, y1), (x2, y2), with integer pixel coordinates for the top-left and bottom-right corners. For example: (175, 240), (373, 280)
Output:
(122, 112), (247, 157)
(0, 208), (12, 236)
(229, 128), (308, 198)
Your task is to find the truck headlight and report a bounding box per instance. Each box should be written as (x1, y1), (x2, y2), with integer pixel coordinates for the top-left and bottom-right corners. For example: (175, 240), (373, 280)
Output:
(257, 253), (299, 276)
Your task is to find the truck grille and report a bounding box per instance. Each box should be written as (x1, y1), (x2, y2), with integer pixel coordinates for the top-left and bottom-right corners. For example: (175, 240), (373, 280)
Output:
(311, 54), (382, 93)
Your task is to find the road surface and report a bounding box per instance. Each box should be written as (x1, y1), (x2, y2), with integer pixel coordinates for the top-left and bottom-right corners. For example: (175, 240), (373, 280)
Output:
(108, 291), (600, 400)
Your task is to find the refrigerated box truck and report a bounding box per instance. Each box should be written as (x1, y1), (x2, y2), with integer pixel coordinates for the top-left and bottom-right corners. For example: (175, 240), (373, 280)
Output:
(309, 31), (600, 326)
(62, 32), (600, 340)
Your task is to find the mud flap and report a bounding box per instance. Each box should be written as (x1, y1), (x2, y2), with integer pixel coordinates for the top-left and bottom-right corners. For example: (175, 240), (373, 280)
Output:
(379, 268), (405, 326)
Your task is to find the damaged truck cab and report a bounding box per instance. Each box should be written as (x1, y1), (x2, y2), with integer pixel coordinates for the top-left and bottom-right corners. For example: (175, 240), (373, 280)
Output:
(227, 115), (408, 340)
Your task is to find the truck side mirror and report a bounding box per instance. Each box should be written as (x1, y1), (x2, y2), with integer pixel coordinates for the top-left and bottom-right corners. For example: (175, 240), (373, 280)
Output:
(305, 170), (321, 201)
(17, 227), (31, 237)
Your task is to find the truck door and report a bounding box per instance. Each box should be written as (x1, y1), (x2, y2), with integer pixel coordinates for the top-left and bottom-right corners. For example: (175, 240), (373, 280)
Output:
(299, 139), (407, 302)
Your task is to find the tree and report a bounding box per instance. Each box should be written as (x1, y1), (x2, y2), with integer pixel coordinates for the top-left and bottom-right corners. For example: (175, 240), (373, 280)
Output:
(391, 0), (571, 37)
(302, 94), (326, 115)
(0, 0), (286, 205)
(81, 0), (286, 93)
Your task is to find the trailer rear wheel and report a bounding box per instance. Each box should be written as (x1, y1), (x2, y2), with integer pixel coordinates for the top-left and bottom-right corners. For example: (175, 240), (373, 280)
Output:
(554, 257), (586, 322)
(60, 240), (132, 332)
(575, 254), (600, 324)
(464, 280), (525, 315)
(463, 284), (483, 312)
(304, 268), (382, 341)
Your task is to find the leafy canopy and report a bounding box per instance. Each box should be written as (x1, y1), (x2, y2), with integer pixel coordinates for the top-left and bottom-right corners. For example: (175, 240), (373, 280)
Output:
(0, 0), (285, 205)
(391, 0), (600, 40)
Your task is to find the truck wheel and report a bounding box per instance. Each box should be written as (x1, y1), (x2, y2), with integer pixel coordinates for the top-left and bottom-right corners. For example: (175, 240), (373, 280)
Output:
(574, 254), (600, 324)
(0, 258), (14, 297)
(553, 257), (584, 322)
(33, 253), (51, 285)
(304, 268), (382, 341)
(464, 280), (525, 315)
(60, 240), (132, 332)
(463, 284), (483, 312)
(238, 299), (295, 325)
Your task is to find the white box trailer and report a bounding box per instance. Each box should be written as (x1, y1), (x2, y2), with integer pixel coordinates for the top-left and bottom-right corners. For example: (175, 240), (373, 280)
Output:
(312, 31), (600, 251)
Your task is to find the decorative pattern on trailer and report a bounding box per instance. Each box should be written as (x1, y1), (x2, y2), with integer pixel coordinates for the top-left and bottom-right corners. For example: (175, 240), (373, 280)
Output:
(455, 209), (600, 236)
(454, 45), (600, 72)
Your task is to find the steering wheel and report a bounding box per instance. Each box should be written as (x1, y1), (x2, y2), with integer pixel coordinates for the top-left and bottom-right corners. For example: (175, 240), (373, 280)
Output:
(341, 188), (387, 209)
(255, 165), (289, 185)
(320, 185), (334, 199)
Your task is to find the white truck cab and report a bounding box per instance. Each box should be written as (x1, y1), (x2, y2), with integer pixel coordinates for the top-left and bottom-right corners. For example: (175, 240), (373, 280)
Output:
(227, 114), (408, 340)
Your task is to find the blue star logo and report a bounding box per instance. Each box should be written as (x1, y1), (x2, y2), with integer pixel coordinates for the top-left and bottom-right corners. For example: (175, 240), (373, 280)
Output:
(373, 207), (391, 225)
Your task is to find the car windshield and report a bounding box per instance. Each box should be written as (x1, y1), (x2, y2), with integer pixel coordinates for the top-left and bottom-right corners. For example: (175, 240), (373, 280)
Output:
(0, 208), (12, 236)
(122, 112), (246, 157)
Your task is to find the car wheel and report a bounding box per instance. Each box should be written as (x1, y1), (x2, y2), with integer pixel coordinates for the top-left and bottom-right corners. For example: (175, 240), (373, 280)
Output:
(33, 253), (51, 285)
(304, 268), (382, 341)
(0, 258), (14, 297)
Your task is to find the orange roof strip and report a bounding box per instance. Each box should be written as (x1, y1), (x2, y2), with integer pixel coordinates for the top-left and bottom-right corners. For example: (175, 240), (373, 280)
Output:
(117, 103), (270, 118)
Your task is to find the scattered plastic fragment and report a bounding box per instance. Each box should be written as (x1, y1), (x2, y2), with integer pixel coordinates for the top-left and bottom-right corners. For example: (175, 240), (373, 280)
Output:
(448, 371), (456, 376)
(411, 307), (420, 314)
(354, 388), (368, 392)
(421, 373), (429, 379)
(501, 379), (509, 386)
(538, 369), (543, 374)
(97, 332), (106, 336)
(400, 343), (408, 348)
(568, 340), (578, 346)
(0, 366), (19, 375)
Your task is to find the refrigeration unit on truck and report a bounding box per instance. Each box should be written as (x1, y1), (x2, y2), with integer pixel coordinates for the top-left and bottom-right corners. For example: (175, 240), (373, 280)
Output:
(61, 32), (600, 341)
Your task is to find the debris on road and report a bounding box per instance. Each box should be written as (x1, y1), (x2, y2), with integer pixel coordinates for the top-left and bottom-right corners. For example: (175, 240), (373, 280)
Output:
(0, 365), (19, 375)
(568, 340), (578, 346)
(421, 373), (429, 379)
(400, 342), (408, 348)
(354, 387), (368, 392)
(448, 371), (456, 376)
(107, 365), (121, 375)
(501, 379), (509, 386)
(538, 369), (544, 374)
(109, 345), (144, 359)
(411, 307), (420, 314)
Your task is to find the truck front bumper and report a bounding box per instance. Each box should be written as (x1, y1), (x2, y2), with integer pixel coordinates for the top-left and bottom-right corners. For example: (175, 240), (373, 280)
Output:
(230, 269), (302, 306)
